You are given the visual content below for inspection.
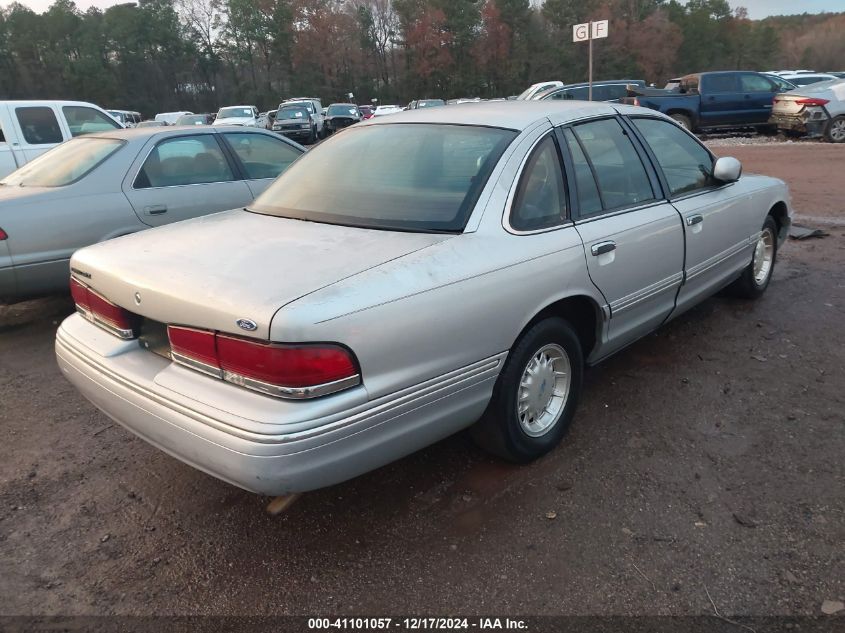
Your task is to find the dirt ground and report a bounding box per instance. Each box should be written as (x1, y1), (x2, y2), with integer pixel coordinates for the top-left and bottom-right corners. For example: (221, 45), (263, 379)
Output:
(1, 143), (843, 619)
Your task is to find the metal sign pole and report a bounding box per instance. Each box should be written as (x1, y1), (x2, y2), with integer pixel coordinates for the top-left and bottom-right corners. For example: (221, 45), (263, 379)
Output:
(588, 28), (593, 101)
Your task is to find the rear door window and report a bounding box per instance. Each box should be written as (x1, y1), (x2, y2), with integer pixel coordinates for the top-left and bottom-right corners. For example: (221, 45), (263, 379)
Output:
(561, 128), (602, 215)
(740, 74), (775, 92)
(15, 107), (63, 145)
(134, 135), (235, 188)
(570, 118), (655, 211)
(702, 74), (739, 93)
(62, 106), (121, 136)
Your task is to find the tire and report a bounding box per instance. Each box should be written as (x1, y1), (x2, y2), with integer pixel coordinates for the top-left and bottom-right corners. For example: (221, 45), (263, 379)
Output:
(728, 215), (778, 299)
(824, 115), (845, 143)
(307, 127), (317, 144)
(669, 113), (693, 131)
(471, 318), (583, 463)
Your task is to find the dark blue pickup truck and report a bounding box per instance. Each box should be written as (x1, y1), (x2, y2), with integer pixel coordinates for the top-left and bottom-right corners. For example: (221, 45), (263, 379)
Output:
(629, 71), (796, 132)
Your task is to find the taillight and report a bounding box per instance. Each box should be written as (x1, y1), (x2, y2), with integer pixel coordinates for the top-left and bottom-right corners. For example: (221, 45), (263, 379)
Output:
(795, 97), (829, 107)
(70, 276), (138, 339)
(0, 228), (7, 240)
(633, 98), (640, 106)
(167, 326), (360, 399)
(167, 326), (220, 377)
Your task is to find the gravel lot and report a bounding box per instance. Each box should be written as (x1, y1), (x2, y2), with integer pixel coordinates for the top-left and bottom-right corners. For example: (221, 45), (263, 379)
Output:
(1, 143), (843, 619)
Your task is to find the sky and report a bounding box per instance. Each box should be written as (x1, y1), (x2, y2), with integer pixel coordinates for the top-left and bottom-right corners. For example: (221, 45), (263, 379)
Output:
(1, 0), (843, 20)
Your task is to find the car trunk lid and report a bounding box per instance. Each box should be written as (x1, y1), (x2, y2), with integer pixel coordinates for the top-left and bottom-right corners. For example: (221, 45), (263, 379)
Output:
(69, 209), (453, 340)
(772, 94), (811, 116)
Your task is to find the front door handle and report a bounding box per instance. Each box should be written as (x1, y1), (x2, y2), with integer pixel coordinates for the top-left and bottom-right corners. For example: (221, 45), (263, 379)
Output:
(591, 241), (616, 256)
(144, 204), (167, 216)
(686, 214), (703, 226)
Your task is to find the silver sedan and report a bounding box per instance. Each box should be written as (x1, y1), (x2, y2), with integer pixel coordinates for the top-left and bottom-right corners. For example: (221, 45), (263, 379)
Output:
(0, 126), (304, 302)
(56, 101), (791, 496)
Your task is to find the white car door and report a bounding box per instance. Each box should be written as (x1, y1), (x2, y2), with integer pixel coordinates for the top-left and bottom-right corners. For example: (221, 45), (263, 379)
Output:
(8, 103), (66, 162)
(123, 133), (253, 227)
(0, 107), (25, 178)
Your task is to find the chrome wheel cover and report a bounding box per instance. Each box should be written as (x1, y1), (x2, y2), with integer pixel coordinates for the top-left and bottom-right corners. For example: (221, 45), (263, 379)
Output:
(516, 344), (571, 437)
(753, 227), (775, 285)
(830, 119), (845, 142)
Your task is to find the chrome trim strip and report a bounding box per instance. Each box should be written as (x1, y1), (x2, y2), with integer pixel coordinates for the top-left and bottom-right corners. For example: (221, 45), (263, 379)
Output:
(610, 272), (684, 315)
(221, 371), (361, 400)
(170, 351), (222, 379)
(56, 327), (504, 445)
(686, 239), (749, 281)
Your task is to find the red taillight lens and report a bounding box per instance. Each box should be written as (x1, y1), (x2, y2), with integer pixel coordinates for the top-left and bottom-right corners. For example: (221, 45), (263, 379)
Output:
(633, 98), (640, 106)
(0, 228), (7, 240)
(217, 336), (357, 388)
(795, 97), (829, 106)
(70, 276), (137, 339)
(167, 326), (220, 375)
(70, 276), (91, 312)
(166, 326), (359, 398)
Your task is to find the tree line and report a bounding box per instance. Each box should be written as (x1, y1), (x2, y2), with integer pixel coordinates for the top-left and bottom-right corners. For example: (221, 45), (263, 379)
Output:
(1, 0), (843, 116)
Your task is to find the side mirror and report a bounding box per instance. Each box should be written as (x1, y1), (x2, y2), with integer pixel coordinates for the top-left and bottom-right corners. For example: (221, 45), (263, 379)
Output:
(713, 156), (742, 183)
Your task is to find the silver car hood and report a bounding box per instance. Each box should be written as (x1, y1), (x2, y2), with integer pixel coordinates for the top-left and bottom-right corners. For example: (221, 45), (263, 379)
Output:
(69, 209), (453, 339)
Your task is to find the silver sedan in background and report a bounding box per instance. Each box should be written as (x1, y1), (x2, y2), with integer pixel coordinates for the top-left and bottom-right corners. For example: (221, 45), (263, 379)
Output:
(57, 102), (791, 497)
(0, 126), (304, 302)
(770, 78), (845, 142)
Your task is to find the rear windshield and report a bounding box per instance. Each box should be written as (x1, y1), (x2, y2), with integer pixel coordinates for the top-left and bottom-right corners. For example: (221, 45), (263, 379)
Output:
(327, 105), (359, 116)
(282, 101), (315, 113)
(1, 137), (123, 187)
(250, 123), (516, 232)
(177, 115), (206, 125)
(218, 107), (253, 118)
(277, 107), (309, 120)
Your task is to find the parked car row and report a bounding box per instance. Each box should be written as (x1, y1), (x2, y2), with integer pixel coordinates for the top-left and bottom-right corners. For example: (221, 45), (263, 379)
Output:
(622, 70), (845, 142)
(0, 126), (305, 302)
(34, 100), (790, 500)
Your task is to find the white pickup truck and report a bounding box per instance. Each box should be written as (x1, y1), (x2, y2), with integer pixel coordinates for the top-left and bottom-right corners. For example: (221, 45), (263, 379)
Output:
(0, 100), (122, 179)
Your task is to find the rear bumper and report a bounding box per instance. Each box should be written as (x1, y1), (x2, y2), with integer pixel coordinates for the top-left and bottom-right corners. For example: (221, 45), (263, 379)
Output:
(274, 128), (311, 141)
(769, 111), (828, 137)
(55, 314), (500, 495)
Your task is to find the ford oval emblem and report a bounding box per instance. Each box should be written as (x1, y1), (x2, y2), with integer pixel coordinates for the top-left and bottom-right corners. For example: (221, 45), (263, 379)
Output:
(236, 318), (258, 331)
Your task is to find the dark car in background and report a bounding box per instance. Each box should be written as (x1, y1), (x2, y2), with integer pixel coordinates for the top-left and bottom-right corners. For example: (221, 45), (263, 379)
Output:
(272, 104), (316, 143)
(175, 113), (215, 126)
(627, 71), (785, 131)
(324, 103), (361, 135)
(407, 99), (446, 109)
(359, 105), (374, 120)
(535, 80), (646, 103)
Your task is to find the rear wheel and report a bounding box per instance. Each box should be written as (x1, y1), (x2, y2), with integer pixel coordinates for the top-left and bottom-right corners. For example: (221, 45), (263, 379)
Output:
(471, 318), (583, 463)
(307, 127), (317, 144)
(669, 113), (693, 131)
(824, 115), (845, 143)
(729, 215), (778, 299)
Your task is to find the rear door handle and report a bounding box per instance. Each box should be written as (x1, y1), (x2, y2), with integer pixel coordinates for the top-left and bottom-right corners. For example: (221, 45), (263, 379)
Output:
(144, 204), (167, 216)
(591, 241), (616, 256)
(686, 214), (703, 226)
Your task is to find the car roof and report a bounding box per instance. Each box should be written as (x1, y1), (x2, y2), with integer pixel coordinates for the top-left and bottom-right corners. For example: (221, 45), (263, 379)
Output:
(361, 100), (637, 131)
(82, 125), (278, 141)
